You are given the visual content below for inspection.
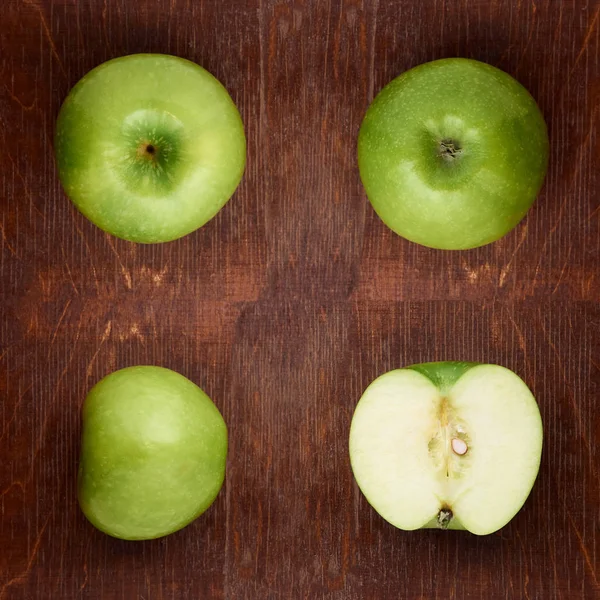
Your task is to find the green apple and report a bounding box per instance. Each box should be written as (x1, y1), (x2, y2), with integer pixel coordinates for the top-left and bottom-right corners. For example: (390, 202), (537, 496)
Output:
(55, 54), (246, 243)
(358, 58), (549, 249)
(78, 366), (227, 540)
(349, 362), (542, 535)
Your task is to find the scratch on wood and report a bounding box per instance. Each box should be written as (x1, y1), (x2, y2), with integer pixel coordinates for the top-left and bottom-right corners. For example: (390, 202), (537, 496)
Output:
(569, 4), (599, 80)
(566, 511), (599, 587)
(539, 318), (598, 483)
(0, 221), (18, 258)
(506, 310), (527, 357)
(0, 384), (33, 443)
(86, 320), (112, 378)
(47, 299), (72, 358)
(0, 513), (51, 599)
(105, 236), (132, 290)
(2, 83), (37, 112)
(0, 481), (25, 500)
(551, 244), (573, 295)
(59, 244), (80, 296)
(499, 223), (528, 287)
(72, 221), (100, 293)
(23, 0), (67, 78)
(515, 530), (532, 600)
(368, 0), (380, 102)
(5, 149), (46, 224)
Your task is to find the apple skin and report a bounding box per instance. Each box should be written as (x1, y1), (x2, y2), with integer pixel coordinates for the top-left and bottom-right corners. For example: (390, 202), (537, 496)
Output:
(55, 53), (246, 243)
(78, 366), (227, 540)
(358, 58), (549, 249)
(407, 360), (477, 396)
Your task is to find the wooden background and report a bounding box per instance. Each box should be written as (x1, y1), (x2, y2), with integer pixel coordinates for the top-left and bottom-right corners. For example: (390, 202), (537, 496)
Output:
(1, 0), (599, 598)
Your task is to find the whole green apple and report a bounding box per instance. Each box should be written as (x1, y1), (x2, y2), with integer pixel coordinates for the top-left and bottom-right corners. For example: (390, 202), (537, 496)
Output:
(358, 58), (549, 249)
(55, 54), (246, 243)
(349, 362), (543, 535)
(78, 366), (227, 540)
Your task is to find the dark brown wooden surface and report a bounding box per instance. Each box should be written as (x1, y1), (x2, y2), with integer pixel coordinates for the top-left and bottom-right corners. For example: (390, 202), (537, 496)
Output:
(1, 0), (599, 598)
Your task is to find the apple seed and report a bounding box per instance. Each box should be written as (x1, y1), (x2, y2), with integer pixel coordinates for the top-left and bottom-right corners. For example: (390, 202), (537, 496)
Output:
(451, 438), (468, 455)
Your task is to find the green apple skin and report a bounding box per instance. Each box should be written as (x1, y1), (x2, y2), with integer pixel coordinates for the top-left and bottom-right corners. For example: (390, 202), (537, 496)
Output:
(55, 54), (246, 243)
(358, 58), (549, 249)
(78, 366), (227, 540)
(407, 361), (478, 397)
(349, 361), (543, 535)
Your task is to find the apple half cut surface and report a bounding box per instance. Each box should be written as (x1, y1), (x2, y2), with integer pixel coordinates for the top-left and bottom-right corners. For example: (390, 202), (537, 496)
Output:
(55, 54), (246, 243)
(349, 362), (543, 535)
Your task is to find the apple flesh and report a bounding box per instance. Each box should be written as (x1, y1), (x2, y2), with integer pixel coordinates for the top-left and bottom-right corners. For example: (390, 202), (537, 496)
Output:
(349, 362), (542, 535)
(358, 58), (549, 249)
(78, 366), (227, 540)
(55, 53), (246, 243)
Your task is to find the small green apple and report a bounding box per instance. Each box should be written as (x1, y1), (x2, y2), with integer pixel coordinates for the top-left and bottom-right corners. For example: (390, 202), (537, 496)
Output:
(358, 58), (549, 249)
(78, 366), (227, 540)
(349, 362), (542, 535)
(55, 53), (246, 243)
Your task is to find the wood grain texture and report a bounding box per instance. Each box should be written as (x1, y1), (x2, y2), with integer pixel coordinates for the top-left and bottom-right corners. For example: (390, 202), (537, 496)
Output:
(1, 0), (599, 598)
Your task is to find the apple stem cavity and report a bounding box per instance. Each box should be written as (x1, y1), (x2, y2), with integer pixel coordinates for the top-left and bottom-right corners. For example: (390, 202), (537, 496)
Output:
(137, 140), (159, 163)
(439, 139), (462, 162)
(451, 437), (468, 455)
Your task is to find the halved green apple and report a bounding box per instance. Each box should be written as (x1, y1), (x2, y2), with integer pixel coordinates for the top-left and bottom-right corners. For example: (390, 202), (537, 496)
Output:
(349, 362), (543, 535)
